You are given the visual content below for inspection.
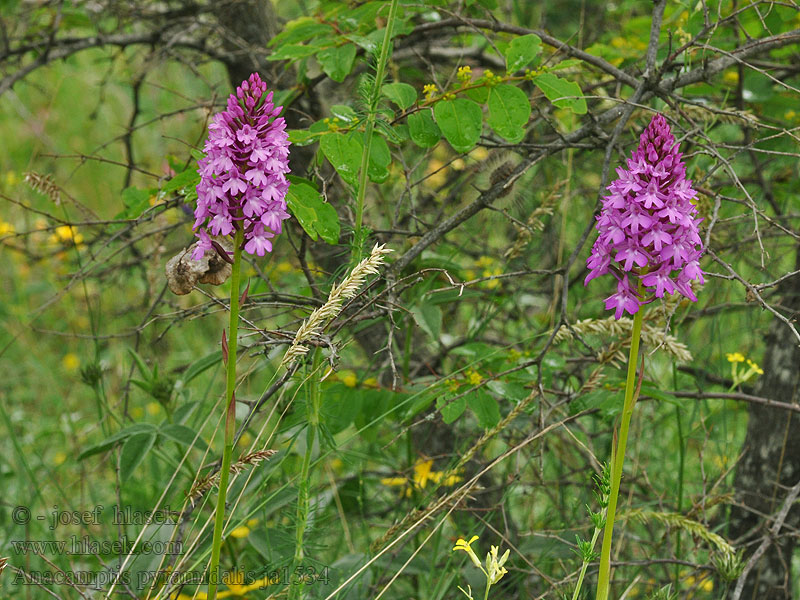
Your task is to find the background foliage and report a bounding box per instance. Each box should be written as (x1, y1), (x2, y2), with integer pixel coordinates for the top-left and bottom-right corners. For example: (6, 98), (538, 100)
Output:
(1, 1), (799, 599)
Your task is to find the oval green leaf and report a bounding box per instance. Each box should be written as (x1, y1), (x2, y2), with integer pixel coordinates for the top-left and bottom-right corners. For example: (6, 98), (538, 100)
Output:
(532, 72), (587, 114)
(119, 432), (156, 483)
(382, 82), (417, 110)
(320, 132), (362, 185)
(433, 98), (483, 153)
(487, 84), (531, 143)
(505, 33), (542, 73)
(407, 110), (441, 148)
(316, 44), (357, 82)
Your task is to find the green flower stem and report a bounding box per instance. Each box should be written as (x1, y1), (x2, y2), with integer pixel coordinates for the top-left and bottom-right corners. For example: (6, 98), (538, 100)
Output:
(290, 348), (322, 600)
(352, 0), (399, 264)
(572, 524), (603, 600)
(208, 226), (244, 600)
(595, 308), (643, 600)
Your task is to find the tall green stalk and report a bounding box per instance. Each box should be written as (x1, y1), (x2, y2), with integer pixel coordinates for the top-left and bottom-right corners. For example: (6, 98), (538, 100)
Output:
(289, 348), (322, 600)
(595, 309), (643, 600)
(351, 0), (399, 264)
(208, 226), (244, 600)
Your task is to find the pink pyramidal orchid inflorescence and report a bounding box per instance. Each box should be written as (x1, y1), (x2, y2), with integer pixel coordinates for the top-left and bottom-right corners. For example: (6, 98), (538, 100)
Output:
(192, 72), (291, 259)
(585, 114), (705, 319)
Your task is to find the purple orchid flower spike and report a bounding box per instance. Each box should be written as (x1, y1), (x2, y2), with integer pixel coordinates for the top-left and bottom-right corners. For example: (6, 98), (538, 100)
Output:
(193, 73), (291, 260)
(585, 113), (705, 318)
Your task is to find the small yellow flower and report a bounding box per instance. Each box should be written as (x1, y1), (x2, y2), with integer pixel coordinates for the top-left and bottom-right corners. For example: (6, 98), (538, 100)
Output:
(246, 518), (259, 528)
(746, 358), (763, 375)
(457, 65), (472, 83)
(341, 371), (357, 388)
(453, 535), (483, 569)
(50, 225), (84, 246)
(466, 369), (483, 386)
(229, 525), (250, 539)
(146, 401), (162, 416)
(4, 171), (18, 186)
(486, 544), (510, 584)
(363, 377), (379, 388)
(723, 71), (739, 85)
(726, 352), (745, 363)
(423, 83), (438, 100)
(52, 451), (68, 466)
(785, 109), (797, 121)
(0, 220), (15, 237)
(62, 353), (80, 371)
(237, 431), (253, 448)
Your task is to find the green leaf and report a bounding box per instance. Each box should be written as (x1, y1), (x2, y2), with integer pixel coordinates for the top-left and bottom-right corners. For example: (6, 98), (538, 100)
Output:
(330, 104), (358, 123)
(288, 129), (323, 146)
(159, 424), (208, 451)
(411, 303), (442, 341)
(119, 432), (156, 483)
(117, 187), (151, 220)
(382, 83), (417, 110)
(161, 169), (199, 194)
(317, 44), (357, 82)
(468, 390), (500, 428)
(180, 351), (222, 386)
(368, 133), (391, 183)
(532, 73), (587, 114)
(433, 98), (483, 153)
(487, 84), (531, 143)
(320, 132), (362, 185)
(128, 348), (152, 381)
(407, 110), (441, 148)
(269, 17), (335, 47)
(286, 176), (340, 244)
(78, 423), (157, 460)
(505, 33), (542, 72)
(267, 43), (324, 62)
(437, 394), (467, 424)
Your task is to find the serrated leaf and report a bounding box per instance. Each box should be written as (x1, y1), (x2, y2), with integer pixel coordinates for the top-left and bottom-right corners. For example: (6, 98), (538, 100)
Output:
(487, 84), (531, 143)
(437, 394), (467, 424)
(433, 98), (483, 153)
(407, 110), (441, 148)
(532, 73), (587, 114)
(119, 432), (156, 483)
(382, 82), (417, 110)
(505, 33), (542, 72)
(286, 176), (340, 244)
(159, 424), (208, 451)
(78, 423), (157, 460)
(468, 390), (500, 428)
(320, 132), (362, 185)
(317, 44), (357, 82)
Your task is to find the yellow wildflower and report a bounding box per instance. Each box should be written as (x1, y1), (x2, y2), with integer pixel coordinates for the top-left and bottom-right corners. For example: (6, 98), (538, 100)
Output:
(0, 220), (15, 237)
(62, 353), (80, 371)
(453, 535), (483, 569)
(726, 352), (745, 363)
(486, 544), (510, 584)
(466, 369), (483, 386)
(746, 358), (763, 375)
(341, 370), (357, 388)
(52, 451), (68, 466)
(423, 83), (438, 100)
(146, 401), (162, 416)
(229, 525), (250, 539)
(723, 71), (739, 85)
(457, 65), (472, 83)
(50, 225), (84, 246)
